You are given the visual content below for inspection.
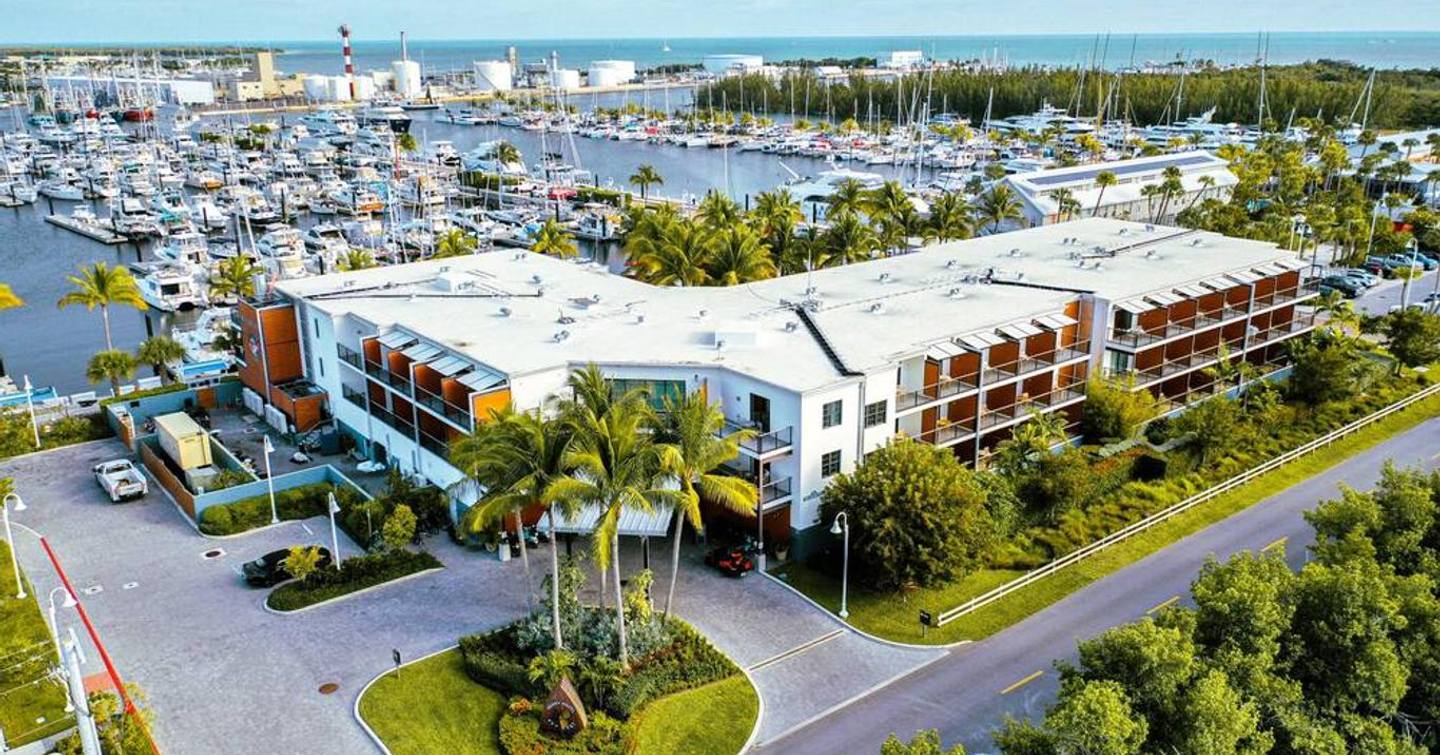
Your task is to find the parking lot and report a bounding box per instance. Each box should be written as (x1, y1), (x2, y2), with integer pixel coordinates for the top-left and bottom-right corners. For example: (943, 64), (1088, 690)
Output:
(0, 440), (531, 755)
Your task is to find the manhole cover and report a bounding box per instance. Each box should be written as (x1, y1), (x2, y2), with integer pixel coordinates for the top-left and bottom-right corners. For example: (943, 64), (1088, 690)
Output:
(122, 582), (138, 590)
(318, 683), (339, 695)
(202, 549), (226, 560)
(82, 585), (103, 596)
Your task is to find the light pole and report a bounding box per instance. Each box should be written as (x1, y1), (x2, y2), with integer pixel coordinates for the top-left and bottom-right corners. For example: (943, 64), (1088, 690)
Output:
(262, 434), (278, 525)
(2, 493), (27, 600)
(46, 587), (77, 713)
(22, 376), (39, 449)
(829, 511), (850, 620)
(326, 492), (342, 570)
(1402, 238), (1421, 310)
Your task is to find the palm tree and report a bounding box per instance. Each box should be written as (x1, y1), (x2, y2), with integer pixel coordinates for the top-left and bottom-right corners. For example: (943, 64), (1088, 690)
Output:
(924, 193), (974, 243)
(57, 262), (147, 351)
(433, 229), (480, 259)
(209, 256), (262, 303)
(1050, 188), (1080, 222)
(650, 392), (757, 619)
(531, 220), (578, 258)
(338, 248), (377, 271)
(494, 141), (522, 168)
(706, 225), (777, 285)
(820, 211), (879, 266)
(1316, 290), (1361, 339)
(86, 349), (137, 398)
(976, 184), (1023, 234)
(451, 407), (577, 640)
(750, 189), (803, 240)
(395, 132), (418, 154)
(630, 218), (712, 286)
(628, 164), (664, 202)
(550, 371), (678, 668)
(866, 181), (921, 251)
(136, 336), (185, 385)
(695, 190), (741, 230)
(0, 283), (23, 310)
(827, 178), (868, 217)
(1091, 170), (1118, 217)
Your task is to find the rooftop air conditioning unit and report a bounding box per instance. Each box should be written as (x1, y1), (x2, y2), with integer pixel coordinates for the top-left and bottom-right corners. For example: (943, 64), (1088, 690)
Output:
(878, 272), (892, 282)
(870, 302), (885, 313)
(1009, 247), (1021, 257)
(498, 306), (512, 317)
(553, 330), (570, 342)
(784, 321), (799, 332)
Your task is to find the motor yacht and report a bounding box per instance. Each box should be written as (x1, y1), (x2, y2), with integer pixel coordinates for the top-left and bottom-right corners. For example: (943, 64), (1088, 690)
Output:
(129, 261), (207, 312)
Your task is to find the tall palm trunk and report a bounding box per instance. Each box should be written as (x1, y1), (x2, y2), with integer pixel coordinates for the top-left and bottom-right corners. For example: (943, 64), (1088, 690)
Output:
(514, 510), (533, 613)
(613, 531), (629, 667)
(101, 304), (114, 350)
(1092, 186), (1108, 217)
(548, 509), (563, 650)
(663, 493), (687, 620)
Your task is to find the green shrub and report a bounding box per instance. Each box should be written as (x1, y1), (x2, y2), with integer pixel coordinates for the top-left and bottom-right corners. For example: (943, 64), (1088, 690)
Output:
(1081, 376), (1161, 442)
(497, 704), (628, 755)
(266, 549), (441, 611)
(198, 482), (361, 536)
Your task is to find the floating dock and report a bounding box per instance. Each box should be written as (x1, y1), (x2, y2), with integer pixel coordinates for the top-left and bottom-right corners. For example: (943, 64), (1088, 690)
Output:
(44, 214), (128, 244)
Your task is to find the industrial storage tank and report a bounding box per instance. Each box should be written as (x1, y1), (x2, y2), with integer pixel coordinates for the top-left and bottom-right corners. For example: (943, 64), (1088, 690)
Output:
(589, 59), (636, 81)
(587, 66), (628, 89)
(473, 60), (513, 92)
(327, 75), (354, 102)
(303, 75), (331, 101)
(551, 68), (581, 90)
(392, 59), (422, 97)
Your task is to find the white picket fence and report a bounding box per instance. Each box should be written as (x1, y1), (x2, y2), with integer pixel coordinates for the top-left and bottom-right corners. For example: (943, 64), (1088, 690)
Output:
(935, 381), (1440, 627)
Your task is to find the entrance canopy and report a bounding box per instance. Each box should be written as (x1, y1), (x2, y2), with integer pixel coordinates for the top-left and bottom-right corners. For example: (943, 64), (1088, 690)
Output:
(539, 504), (676, 538)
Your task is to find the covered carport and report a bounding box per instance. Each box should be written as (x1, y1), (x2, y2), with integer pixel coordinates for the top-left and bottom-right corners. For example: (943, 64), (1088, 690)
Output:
(540, 504), (675, 570)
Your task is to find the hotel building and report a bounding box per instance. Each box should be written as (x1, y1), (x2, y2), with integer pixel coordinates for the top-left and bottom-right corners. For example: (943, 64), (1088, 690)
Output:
(234, 218), (1318, 551)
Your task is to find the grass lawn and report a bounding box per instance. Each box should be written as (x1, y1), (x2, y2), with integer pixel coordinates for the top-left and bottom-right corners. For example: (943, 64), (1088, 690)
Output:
(629, 674), (760, 755)
(358, 649), (759, 755)
(0, 542), (73, 746)
(775, 392), (1440, 645)
(358, 649), (506, 755)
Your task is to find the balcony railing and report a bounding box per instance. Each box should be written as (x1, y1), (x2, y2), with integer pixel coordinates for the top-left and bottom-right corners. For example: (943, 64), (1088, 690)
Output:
(982, 340), (1091, 385)
(910, 418), (978, 448)
(760, 476), (793, 505)
(895, 374), (979, 411)
(341, 385), (367, 410)
(414, 384), (473, 428)
(364, 359), (413, 395)
(337, 344), (363, 370)
(977, 385), (1086, 432)
(720, 420), (794, 456)
(371, 404), (415, 437)
(418, 430), (451, 461)
(1109, 308), (1245, 348)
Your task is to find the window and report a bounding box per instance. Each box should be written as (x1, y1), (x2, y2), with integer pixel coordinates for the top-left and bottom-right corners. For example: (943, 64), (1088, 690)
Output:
(608, 378), (686, 413)
(822, 400), (843, 428)
(314, 317), (321, 338)
(318, 359), (325, 377)
(821, 450), (842, 477)
(863, 400), (887, 428)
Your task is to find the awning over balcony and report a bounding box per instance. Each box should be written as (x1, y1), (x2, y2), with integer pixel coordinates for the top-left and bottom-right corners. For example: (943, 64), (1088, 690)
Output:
(402, 343), (443, 362)
(457, 366), (507, 392)
(1252, 263), (1286, 276)
(1199, 276), (1236, 291)
(1034, 313), (1079, 330)
(959, 331), (1008, 351)
(1226, 270), (1262, 284)
(429, 355), (471, 376)
(1114, 298), (1158, 315)
(926, 340), (967, 360)
(1145, 291), (1184, 307)
(1273, 258), (1309, 271)
(998, 321), (1044, 339)
(378, 330), (416, 349)
(540, 503), (675, 538)
(1174, 284), (1209, 298)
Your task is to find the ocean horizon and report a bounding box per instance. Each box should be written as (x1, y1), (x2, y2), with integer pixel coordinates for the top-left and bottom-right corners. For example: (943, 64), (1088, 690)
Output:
(14, 32), (1440, 75)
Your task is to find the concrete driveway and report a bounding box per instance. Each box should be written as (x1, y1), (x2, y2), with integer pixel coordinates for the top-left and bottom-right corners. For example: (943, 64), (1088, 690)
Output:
(0, 440), (531, 755)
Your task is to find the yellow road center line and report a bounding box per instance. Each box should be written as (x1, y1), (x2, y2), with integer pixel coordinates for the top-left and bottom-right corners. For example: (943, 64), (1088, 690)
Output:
(1001, 670), (1044, 695)
(1146, 596), (1181, 615)
(1262, 537), (1288, 552)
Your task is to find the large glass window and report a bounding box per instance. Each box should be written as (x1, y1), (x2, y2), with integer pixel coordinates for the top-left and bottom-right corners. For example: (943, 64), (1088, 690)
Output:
(822, 400), (843, 428)
(609, 378), (687, 412)
(863, 401), (888, 428)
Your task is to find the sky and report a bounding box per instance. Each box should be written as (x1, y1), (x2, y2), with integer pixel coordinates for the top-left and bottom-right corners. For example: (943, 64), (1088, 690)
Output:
(2, 0), (1437, 44)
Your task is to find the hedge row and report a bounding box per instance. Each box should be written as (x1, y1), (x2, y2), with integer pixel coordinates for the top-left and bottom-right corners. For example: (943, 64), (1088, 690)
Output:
(197, 482), (337, 536)
(266, 549), (441, 612)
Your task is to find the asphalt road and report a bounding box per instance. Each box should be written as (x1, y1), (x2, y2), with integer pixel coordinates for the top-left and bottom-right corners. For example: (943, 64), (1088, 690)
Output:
(759, 417), (1440, 754)
(1353, 266), (1440, 316)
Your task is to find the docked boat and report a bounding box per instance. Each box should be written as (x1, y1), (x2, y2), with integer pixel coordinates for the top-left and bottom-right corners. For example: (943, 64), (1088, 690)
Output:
(153, 231), (213, 268)
(299, 110), (358, 137)
(38, 179), (85, 201)
(129, 261), (207, 312)
(255, 224), (307, 279)
(358, 105), (413, 134)
(785, 168), (887, 204)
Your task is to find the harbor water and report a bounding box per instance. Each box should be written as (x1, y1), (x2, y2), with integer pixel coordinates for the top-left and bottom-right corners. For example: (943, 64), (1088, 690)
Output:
(0, 106), (915, 393)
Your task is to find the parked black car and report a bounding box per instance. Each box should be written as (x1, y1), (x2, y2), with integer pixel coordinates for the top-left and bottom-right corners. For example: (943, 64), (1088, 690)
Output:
(242, 547), (332, 587)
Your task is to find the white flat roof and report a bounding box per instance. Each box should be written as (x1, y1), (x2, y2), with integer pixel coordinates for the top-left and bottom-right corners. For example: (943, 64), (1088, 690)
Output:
(279, 218), (1296, 393)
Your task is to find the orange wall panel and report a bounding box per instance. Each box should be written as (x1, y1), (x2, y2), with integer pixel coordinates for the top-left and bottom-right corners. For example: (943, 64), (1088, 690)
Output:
(472, 388), (511, 424)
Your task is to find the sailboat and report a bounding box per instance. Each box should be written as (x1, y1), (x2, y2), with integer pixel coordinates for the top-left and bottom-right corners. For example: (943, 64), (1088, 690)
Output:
(661, 40), (671, 53)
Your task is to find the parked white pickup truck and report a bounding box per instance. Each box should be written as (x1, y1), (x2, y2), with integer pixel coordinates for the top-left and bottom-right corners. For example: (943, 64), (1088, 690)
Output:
(93, 459), (148, 503)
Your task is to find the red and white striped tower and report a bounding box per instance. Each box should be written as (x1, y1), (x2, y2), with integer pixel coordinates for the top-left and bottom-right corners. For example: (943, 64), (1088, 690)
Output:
(338, 24), (355, 99)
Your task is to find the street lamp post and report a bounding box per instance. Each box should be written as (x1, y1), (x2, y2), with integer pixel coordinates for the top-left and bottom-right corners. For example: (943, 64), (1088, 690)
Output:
(2, 493), (27, 600)
(829, 512), (850, 620)
(326, 492), (342, 570)
(46, 587), (77, 713)
(22, 376), (39, 449)
(262, 435), (278, 525)
(1402, 238), (1421, 310)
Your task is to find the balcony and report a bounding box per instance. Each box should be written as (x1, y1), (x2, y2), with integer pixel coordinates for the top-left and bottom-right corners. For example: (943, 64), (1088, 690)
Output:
(895, 374), (979, 412)
(371, 404), (415, 437)
(1108, 308), (1244, 349)
(760, 476), (793, 508)
(977, 385), (1085, 432)
(341, 384), (367, 410)
(910, 418), (977, 448)
(1247, 312), (1317, 345)
(720, 420), (794, 457)
(414, 384), (473, 429)
(1252, 280), (1320, 311)
(337, 344), (363, 371)
(364, 359), (413, 395)
(418, 430), (452, 462)
(982, 340), (1091, 386)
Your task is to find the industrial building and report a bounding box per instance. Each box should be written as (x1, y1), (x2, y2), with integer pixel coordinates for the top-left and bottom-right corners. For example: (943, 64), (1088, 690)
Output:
(234, 218), (1317, 553)
(703, 54), (765, 75)
(42, 73), (216, 106)
(1003, 151), (1238, 227)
